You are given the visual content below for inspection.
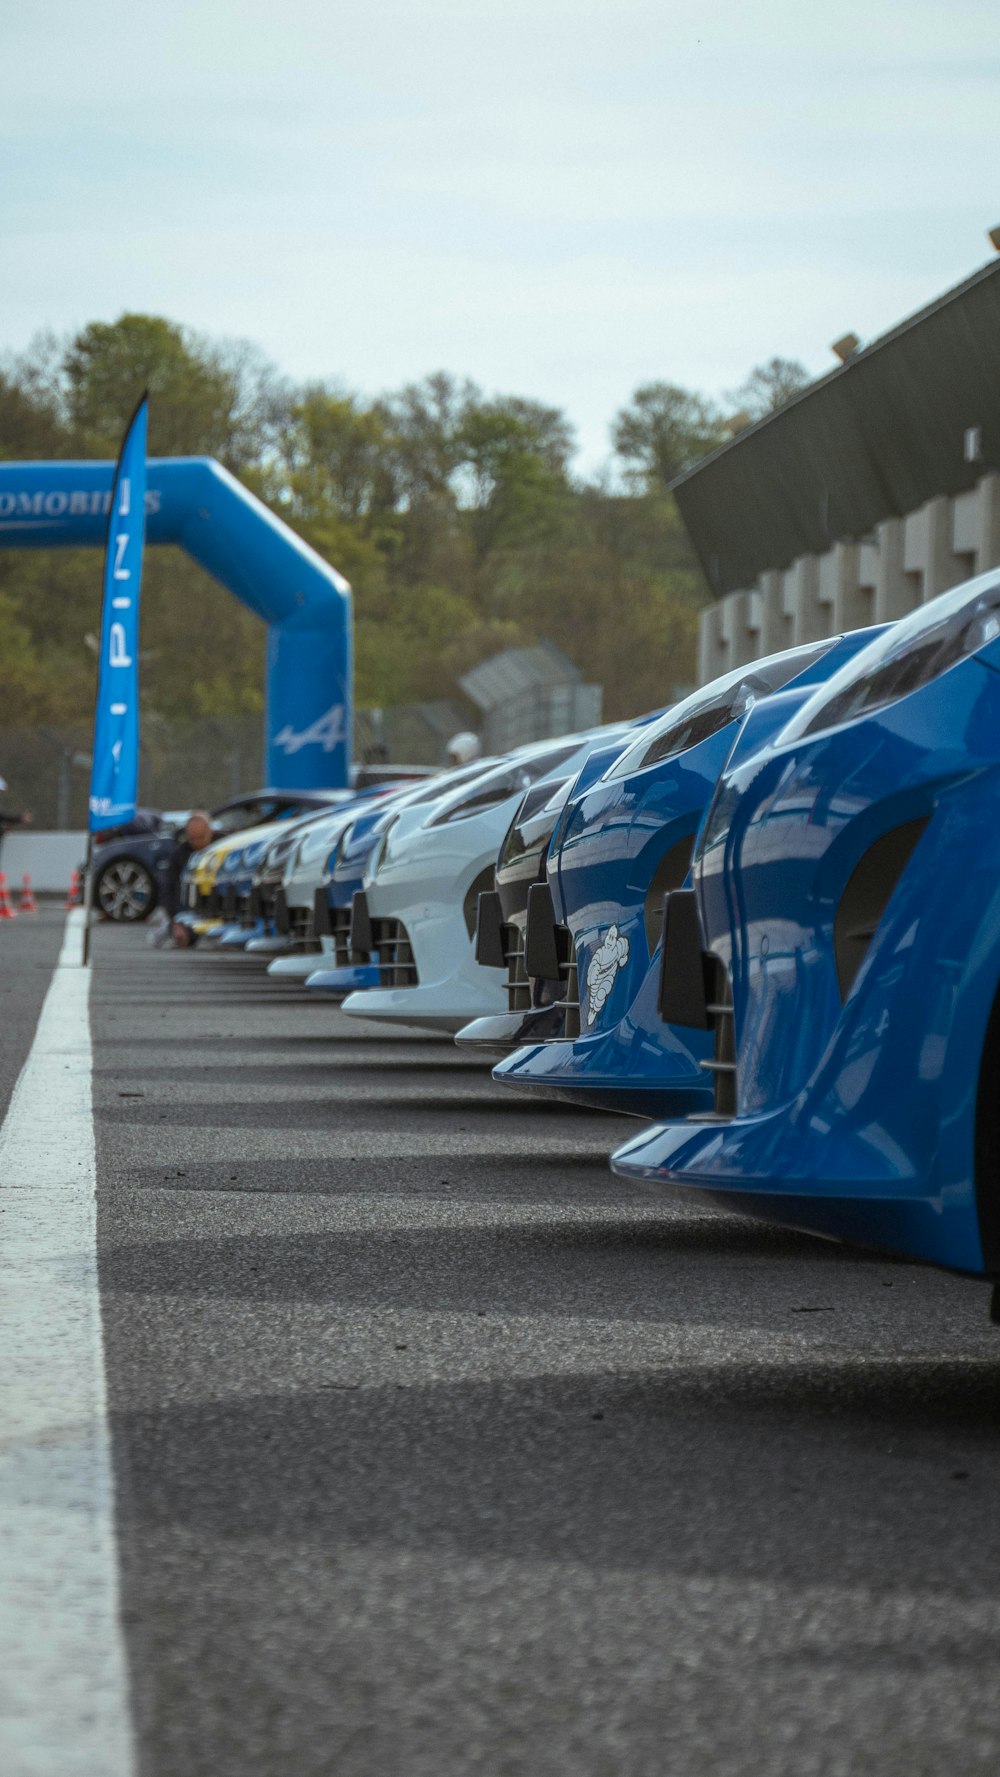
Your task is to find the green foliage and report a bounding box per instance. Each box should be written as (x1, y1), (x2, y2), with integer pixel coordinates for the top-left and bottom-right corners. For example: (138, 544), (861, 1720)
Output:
(727, 356), (812, 424)
(0, 590), (46, 721)
(0, 313), (788, 740)
(277, 387), (400, 527)
(612, 382), (730, 489)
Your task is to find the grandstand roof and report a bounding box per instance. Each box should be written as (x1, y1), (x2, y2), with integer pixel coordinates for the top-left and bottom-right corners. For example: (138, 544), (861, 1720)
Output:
(672, 256), (1000, 596)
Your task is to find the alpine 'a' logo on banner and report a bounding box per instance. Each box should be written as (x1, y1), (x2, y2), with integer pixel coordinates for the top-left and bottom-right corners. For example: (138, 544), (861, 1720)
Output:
(585, 924), (630, 1025)
(273, 703), (346, 755)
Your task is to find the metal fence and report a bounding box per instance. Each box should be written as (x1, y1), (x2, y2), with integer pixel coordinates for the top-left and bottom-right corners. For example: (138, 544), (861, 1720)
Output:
(1, 670), (607, 829)
(0, 718), (264, 829)
(0, 707), (459, 828)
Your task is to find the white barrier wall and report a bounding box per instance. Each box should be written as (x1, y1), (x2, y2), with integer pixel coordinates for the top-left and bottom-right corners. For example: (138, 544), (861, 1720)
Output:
(0, 831), (86, 892)
(698, 471), (1000, 683)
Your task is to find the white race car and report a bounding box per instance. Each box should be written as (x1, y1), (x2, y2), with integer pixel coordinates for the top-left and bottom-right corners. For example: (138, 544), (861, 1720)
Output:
(264, 759), (503, 982)
(341, 731), (630, 1034)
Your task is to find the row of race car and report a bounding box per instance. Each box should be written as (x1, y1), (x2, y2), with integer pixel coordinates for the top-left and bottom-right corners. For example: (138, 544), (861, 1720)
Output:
(152, 567), (1000, 1319)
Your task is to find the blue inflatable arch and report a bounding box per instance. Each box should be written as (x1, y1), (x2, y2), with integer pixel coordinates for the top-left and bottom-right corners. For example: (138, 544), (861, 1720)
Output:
(0, 457), (352, 789)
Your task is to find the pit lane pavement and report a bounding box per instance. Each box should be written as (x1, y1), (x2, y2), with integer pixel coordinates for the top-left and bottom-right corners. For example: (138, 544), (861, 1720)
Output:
(4, 908), (1000, 1776)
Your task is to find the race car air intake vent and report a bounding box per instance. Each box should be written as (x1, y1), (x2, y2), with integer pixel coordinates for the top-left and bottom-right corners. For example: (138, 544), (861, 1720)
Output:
(561, 953), (581, 1040)
(701, 958), (737, 1119)
(523, 882), (579, 1030)
(288, 905), (314, 944)
(312, 886), (332, 939)
(643, 831), (697, 953)
(833, 817), (929, 1001)
(372, 918), (419, 988)
(503, 919), (531, 1013)
(330, 906), (353, 967)
(975, 987), (1000, 1274)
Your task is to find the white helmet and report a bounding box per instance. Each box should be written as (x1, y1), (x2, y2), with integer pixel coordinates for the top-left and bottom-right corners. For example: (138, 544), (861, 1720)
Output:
(445, 731), (481, 766)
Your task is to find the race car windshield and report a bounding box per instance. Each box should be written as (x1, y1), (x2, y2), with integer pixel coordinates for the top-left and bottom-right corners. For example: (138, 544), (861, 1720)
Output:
(781, 572), (1000, 742)
(602, 639), (834, 781)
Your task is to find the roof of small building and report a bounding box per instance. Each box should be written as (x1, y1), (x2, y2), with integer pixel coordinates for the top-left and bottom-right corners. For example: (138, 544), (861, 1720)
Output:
(459, 641), (581, 711)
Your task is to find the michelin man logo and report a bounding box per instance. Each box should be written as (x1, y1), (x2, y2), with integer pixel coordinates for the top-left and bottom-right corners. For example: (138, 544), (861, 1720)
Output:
(585, 924), (629, 1025)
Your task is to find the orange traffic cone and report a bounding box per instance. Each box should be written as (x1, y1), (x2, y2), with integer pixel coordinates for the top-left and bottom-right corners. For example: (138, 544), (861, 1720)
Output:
(17, 873), (38, 914)
(65, 868), (82, 910)
(0, 873), (16, 919)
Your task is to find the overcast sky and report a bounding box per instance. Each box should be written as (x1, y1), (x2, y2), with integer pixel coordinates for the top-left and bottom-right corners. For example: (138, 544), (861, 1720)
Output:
(4, 0), (999, 470)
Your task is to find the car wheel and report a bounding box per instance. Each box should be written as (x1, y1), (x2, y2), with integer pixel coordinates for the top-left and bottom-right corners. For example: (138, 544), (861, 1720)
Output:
(95, 856), (156, 922)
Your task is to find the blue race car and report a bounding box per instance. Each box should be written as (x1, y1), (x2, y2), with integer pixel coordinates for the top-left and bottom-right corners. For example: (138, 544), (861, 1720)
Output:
(302, 802), (391, 994)
(489, 630), (884, 1116)
(214, 806), (355, 950)
(612, 570), (1000, 1304)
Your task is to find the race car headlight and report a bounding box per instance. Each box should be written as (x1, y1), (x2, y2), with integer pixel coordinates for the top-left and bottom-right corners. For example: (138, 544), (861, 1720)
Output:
(363, 813), (400, 886)
(260, 840), (287, 873)
(602, 691), (753, 780)
(601, 638), (836, 781)
(426, 755), (579, 826)
(782, 574), (1000, 743)
(325, 823), (352, 876)
(242, 839), (269, 871)
(500, 778), (573, 870)
(297, 820), (345, 871)
(425, 742), (588, 827)
(428, 779), (528, 826)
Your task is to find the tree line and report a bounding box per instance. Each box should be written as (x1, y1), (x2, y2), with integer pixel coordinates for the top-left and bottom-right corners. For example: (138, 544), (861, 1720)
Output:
(0, 314), (809, 731)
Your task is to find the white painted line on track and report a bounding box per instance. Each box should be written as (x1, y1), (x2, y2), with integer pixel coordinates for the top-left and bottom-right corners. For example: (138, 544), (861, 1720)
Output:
(0, 909), (135, 1776)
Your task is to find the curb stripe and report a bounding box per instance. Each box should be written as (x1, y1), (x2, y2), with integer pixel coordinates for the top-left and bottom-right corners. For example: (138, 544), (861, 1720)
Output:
(0, 910), (134, 1775)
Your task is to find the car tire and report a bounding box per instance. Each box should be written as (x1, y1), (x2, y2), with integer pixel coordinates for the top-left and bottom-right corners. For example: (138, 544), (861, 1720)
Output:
(94, 856), (157, 922)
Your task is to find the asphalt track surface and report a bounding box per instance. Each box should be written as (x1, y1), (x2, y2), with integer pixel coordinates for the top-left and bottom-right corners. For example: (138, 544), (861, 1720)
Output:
(5, 908), (1000, 1776)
